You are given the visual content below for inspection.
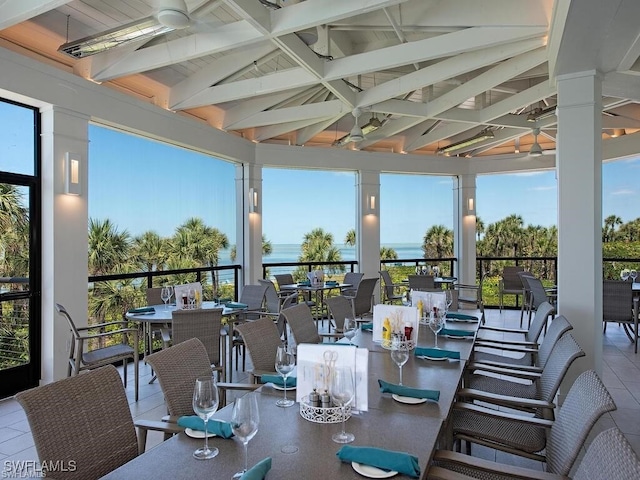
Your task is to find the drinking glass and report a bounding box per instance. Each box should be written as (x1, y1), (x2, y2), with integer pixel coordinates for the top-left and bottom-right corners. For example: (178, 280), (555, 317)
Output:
(342, 317), (357, 345)
(231, 393), (260, 478)
(192, 376), (219, 460)
(275, 345), (295, 407)
(160, 286), (171, 310)
(631, 270), (638, 283)
(621, 270), (630, 281)
(429, 313), (446, 349)
(390, 336), (409, 385)
(188, 288), (196, 309)
(402, 289), (411, 307)
(421, 265), (428, 275)
(330, 366), (355, 444)
(445, 290), (453, 312)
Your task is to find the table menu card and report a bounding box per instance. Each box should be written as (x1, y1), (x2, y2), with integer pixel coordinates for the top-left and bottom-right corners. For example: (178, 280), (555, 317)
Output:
(372, 305), (419, 344)
(173, 282), (203, 309)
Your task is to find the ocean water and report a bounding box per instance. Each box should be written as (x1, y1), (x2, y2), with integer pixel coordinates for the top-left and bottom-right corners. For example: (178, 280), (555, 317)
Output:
(219, 243), (423, 265)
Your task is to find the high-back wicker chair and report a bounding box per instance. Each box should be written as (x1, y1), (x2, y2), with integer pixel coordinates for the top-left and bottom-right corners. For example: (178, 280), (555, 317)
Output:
(341, 271), (364, 297)
(345, 277), (379, 320)
(430, 370), (617, 478)
(145, 286), (164, 305)
(235, 316), (283, 382)
(379, 270), (404, 304)
(498, 265), (525, 311)
(476, 300), (554, 347)
(603, 279), (638, 353)
(171, 307), (223, 378)
(408, 274), (436, 291)
(281, 302), (321, 345)
(16, 365), (139, 479)
(326, 295), (353, 333)
(573, 427), (640, 480)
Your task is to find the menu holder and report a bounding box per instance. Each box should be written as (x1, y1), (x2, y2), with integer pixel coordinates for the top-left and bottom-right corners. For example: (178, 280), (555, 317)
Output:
(411, 290), (446, 324)
(296, 344), (368, 412)
(173, 282), (203, 310)
(372, 305), (419, 349)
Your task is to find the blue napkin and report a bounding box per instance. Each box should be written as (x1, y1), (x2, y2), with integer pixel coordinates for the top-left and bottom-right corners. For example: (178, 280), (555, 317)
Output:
(439, 328), (474, 337)
(297, 281), (311, 286)
(260, 374), (296, 387)
(361, 323), (373, 331)
(227, 302), (248, 309)
(127, 306), (155, 314)
(177, 416), (234, 438)
(446, 312), (479, 322)
(241, 457), (272, 480)
(326, 281), (338, 286)
(414, 347), (460, 360)
(337, 445), (420, 478)
(378, 379), (440, 401)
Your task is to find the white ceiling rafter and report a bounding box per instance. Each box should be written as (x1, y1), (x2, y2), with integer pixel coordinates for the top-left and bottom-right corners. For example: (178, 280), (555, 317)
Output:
(230, 100), (347, 129)
(223, 87), (308, 130)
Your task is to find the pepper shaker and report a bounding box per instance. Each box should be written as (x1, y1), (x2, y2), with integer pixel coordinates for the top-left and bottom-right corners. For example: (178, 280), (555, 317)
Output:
(320, 390), (331, 408)
(309, 389), (320, 407)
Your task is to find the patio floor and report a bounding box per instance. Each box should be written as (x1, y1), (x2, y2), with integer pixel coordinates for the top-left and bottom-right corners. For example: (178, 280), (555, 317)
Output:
(0, 307), (638, 473)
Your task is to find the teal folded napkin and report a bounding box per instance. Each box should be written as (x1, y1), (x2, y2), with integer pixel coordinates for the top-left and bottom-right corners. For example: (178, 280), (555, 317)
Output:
(177, 415), (234, 438)
(127, 306), (155, 314)
(297, 281), (311, 286)
(378, 379), (440, 401)
(326, 281), (338, 286)
(414, 347), (460, 359)
(361, 323), (373, 331)
(227, 302), (248, 309)
(260, 374), (296, 387)
(336, 445), (420, 478)
(241, 457), (272, 480)
(446, 312), (479, 321)
(439, 328), (474, 337)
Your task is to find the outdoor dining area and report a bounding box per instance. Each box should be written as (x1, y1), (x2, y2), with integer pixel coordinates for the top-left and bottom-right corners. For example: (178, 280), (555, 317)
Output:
(10, 271), (640, 479)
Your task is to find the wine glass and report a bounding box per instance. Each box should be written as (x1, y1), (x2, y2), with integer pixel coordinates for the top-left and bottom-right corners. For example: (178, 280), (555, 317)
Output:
(330, 366), (355, 444)
(160, 286), (171, 310)
(421, 265), (428, 275)
(445, 290), (453, 312)
(231, 393), (260, 478)
(342, 317), (357, 345)
(390, 336), (409, 385)
(402, 289), (411, 307)
(621, 269), (630, 281)
(192, 376), (219, 460)
(188, 288), (196, 309)
(415, 266), (420, 275)
(275, 345), (295, 407)
(429, 312), (446, 349)
(631, 270), (638, 283)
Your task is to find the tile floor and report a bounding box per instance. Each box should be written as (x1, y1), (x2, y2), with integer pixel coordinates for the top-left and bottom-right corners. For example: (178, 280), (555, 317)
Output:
(0, 308), (638, 475)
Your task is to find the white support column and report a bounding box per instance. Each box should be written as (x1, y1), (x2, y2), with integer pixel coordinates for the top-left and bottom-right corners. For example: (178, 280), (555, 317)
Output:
(237, 163), (263, 289)
(454, 174), (477, 285)
(40, 106), (89, 384)
(556, 70), (603, 388)
(357, 170), (381, 302)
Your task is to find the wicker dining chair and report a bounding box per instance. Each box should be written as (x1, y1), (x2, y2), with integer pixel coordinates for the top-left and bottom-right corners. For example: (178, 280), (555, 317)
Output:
(234, 316), (283, 383)
(430, 369), (616, 479)
(16, 365), (140, 479)
(341, 271), (364, 297)
(344, 277), (379, 320)
(408, 274), (436, 291)
(603, 279), (638, 353)
(571, 427), (640, 480)
(280, 302), (342, 345)
(498, 265), (525, 311)
(55, 303), (140, 402)
(475, 300), (554, 347)
(379, 270), (404, 305)
(326, 295), (353, 334)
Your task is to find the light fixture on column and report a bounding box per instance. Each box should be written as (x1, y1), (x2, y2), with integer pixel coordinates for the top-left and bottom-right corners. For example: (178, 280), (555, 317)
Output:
(367, 194), (377, 214)
(467, 198), (475, 215)
(249, 187), (258, 213)
(65, 152), (81, 195)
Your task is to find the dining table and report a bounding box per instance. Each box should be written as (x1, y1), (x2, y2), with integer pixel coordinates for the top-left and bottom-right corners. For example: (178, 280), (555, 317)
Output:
(105, 307), (482, 480)
(280, 282), (352, 322)
(125, 301), (248, 382)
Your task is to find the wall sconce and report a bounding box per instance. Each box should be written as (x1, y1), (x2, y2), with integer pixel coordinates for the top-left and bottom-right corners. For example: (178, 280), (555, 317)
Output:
(467, 198), (475, 215)
(65, 152), (81, 195)
(249, 187), (258, 213)
(367, 194), (377, 214)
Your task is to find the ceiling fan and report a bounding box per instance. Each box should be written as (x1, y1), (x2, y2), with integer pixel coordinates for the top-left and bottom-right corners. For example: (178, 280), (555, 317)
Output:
(528, 128), (555, 157)
(59, 0), (201, 58)
(333, 108), (386, 147)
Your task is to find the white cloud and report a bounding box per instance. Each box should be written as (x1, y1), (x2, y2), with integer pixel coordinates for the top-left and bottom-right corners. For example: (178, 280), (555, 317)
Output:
(528, 186), (555, 192)
(612, 188), (635, 196)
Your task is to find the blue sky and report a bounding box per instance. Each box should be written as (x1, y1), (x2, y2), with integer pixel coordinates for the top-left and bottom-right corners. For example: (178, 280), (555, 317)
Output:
(86, 125), (640, 245)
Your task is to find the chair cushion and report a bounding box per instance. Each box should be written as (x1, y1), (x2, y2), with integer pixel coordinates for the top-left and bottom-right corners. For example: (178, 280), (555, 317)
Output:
(82, 344), (135, 365)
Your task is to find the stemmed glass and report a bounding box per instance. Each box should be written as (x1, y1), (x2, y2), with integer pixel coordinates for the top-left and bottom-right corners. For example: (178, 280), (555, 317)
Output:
(402, 289), (411, 307)
(192, 376), (219, 460)
(330, 366), (355, 444)
(445, 290), (453, 312)
(231, 393), (260, 478)
(429, 311), (446, 349)
(275, 345), (295, 407)
(188, 288), (196, 309)
(342, 317), (357, 345)
(631, 270), (638, 283)
(160, 286), (172, 310)
(390, 336), (409, 385)
(621, 270), (630, 281)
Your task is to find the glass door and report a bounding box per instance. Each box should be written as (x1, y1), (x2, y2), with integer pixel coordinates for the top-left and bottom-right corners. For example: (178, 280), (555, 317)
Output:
(0, 99), (41, 397)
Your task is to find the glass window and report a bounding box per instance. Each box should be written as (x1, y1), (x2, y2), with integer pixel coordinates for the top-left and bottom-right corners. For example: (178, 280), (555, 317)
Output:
(0, 100), (36, 176)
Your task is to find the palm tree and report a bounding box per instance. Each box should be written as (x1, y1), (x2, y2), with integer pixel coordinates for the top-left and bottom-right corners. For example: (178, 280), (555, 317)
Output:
(344, 229), (356, 247)
(230, 234), (273, 262)
(296, 228), (344, 277)
(0, 184), (29, 281)
(422, 225), (453, 258)
(475, 216), (485, 241)
(131, 231), (168, 273)
(603, 215), (623, 242)
(88, 218), (132, 275)
(345, 228), (398, 259)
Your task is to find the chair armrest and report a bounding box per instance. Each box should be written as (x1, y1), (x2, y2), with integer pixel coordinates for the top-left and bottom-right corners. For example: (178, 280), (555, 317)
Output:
(474, 338), (538, 348)
(478, 325), (528, 335)
(76, 320), (130, 331)
(319, 332), (344, 339)
(218, 382), (261, 406)
(456, 387), (555, 410)
(426, 465), (479, 480)
(453, 401), (554, 427)
(469, 359), (542, 373)
(431, 450), (568, 480)
(77, 328), (139, 341)
(466, 363), (541, 380)
(134, 419), (184, 454)
(474, 340), (538, 352)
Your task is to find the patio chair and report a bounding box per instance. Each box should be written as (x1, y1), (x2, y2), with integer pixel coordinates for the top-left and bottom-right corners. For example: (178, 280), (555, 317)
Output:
(341, 271), (364, 297)
(16, 365), (143, 479)
(603, 279), (638, 353)
(429, 370), (617, 479)
(280, 302), (341, 345)
(471, 313), (572, 370)
(325, 295), (353, 334)
(55, 303), (140, 402)
(498, 265), (525, 312)
(344, 277), (379, 320)
(519, 272), (557, 327)
(379, 270), (404, 304)
(452, 272), (487, 323)
(234, 316), (283, 383)
(408, 274), (436, 291)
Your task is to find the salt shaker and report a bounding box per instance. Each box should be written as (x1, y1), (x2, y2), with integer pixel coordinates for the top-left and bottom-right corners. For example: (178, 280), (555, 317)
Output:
(320, 390), (331, 408)
(309, 389), (320, 407)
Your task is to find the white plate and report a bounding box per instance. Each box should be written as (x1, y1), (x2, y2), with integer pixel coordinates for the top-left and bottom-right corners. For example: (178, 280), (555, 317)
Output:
(272, 384), (296, 391)
(391, 394), (427, 405)
(352, 462), (398, 478)
(418, 355), (447, 361)
(185, 428), (216, 439)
